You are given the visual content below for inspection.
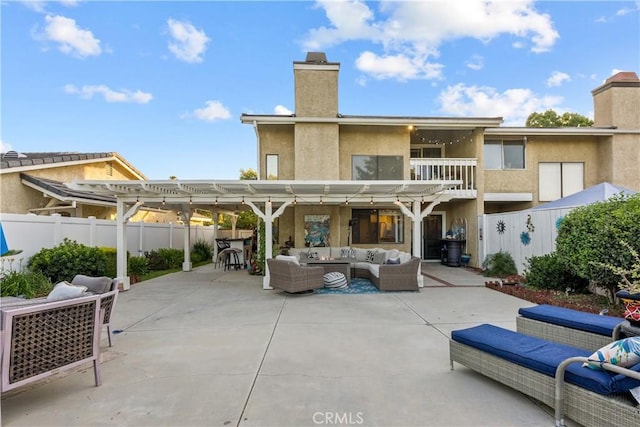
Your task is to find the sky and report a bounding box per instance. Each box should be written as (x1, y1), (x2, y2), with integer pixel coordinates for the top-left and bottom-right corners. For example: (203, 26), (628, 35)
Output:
(1, 0), (639, 180)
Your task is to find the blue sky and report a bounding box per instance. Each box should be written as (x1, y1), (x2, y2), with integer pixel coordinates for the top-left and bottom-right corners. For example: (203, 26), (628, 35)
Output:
(2, 0), (639, 179)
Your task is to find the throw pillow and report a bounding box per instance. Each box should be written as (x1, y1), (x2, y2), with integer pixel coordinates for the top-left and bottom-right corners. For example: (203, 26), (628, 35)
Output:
(372, 252), (386, 265)
(46, 281), (88, 301)
(340, 247), (356, 259)
(583, 337), (640, 370)
(275, 254), (300, 265)
(385, 257), (401, 265)
(71, 274), (112, 294)
(365, 250), (377, 263)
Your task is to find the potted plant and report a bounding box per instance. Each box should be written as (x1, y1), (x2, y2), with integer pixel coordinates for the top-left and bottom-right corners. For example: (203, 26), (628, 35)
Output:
(460, 253), (471, 267)
(599, 240), (640, 325)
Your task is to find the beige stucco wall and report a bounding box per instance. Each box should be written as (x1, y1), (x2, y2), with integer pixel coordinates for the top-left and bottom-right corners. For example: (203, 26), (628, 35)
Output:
(258, 125), (295, 180)
(339, 125), (411, 179)
(484, 136), (601, 203)
(607, 134), (640, 191)
(295, 123), (340, 179)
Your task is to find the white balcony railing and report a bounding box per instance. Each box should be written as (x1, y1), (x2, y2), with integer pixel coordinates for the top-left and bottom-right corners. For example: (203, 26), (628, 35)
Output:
(410, 158), (477, 198)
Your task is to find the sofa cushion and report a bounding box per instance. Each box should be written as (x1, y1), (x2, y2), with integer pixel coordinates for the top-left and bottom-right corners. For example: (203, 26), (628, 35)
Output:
(451, 323), (640, 395)
(368, 264), (380, 278)
(518, 304), (624, 337)
(354, 248), (369, 262)
(71, 274), (112, 294)
(46, 281), (88, 301)
(276, 254), (299, 265)
(584, 337), (640, 370)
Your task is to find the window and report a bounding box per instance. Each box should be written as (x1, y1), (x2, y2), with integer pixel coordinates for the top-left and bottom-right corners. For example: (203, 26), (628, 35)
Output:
(352, 155), (403, 180)
(484, 140), (525, 169)
(351, 209), (404, 244)
(266, 154), (278, 180)
(538, 162), (584, 201)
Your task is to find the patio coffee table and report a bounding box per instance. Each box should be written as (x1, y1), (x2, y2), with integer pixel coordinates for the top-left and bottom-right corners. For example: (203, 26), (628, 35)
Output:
(304, 259), (351, 284)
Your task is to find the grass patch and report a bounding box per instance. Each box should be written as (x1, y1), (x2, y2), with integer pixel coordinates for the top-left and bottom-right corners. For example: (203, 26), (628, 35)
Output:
(138, 260), (212, 282)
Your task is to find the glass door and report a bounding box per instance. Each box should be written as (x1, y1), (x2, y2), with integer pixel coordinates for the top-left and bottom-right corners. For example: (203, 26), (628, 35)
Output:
(423, 214), (443, 260)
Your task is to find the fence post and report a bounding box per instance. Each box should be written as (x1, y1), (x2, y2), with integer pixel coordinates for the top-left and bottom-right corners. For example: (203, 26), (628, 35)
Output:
(88, 216), (96, 246)
(169, 222), (174, 249)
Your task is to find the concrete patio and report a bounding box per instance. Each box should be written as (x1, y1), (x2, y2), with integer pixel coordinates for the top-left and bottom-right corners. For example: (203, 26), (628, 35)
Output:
(1, 263), (579, 426)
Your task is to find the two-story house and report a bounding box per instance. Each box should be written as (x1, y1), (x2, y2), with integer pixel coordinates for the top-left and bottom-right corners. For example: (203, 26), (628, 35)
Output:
(240, 52), (639, 266)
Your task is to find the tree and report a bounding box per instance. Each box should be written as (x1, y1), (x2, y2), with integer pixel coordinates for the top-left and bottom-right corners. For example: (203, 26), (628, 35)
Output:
(218, 168), (259, 230)
(526, 109), (593, 128)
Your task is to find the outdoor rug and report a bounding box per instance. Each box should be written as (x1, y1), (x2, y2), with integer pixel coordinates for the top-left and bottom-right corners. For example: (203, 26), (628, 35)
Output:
(315, 277), (379, 294)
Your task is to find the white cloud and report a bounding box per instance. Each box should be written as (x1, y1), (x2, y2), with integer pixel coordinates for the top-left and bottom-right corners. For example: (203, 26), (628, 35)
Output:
(167, 19), (210, 63)
(274, 105), (293, 115)
(465, 55), (484, 71)
(302, 0), (558, 81)
(438, 83), (563, 126)
(64, 84), (152, 103)
(355, 51), (443, 81)
(40, 15), (101, 58)
(0, 140), (13, 153)
(192, 101), (231, 122)
(547, 71), (571, 87)
(616, 1), (640, 16)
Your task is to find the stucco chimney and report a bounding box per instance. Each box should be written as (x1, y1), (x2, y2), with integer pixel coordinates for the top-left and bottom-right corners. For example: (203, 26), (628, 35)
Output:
(293, 52), (340, 118)
(592, 71), (640, 128)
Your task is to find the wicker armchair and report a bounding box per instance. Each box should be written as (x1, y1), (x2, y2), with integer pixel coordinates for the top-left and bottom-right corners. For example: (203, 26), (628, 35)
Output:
(266, 258), (324, 293)
(71, 275), (119, 347)
(1, 294), (103, 392)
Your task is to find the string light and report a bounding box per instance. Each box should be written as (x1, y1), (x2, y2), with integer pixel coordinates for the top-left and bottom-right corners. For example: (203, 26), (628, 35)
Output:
(241, 196), (245, 205)
(345, 197), (349, 205)
(370, 197), (374, 205)
(189, 196), (193, 205)
(320, 196), (323, 205)
(293, 196), (297, 205)
(215, 197), (218, 205)
(162, 197), (166, 205)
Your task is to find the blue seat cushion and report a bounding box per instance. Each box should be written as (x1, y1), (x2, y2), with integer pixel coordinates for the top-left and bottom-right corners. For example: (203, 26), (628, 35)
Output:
(518, 304), (623, 337)
(452, 324), (640, 395)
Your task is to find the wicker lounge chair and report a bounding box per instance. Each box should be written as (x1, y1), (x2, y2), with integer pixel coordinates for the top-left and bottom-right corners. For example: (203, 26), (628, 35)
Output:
(352, 256), (420, 291)
(71, 275), (119, 347)
(1, 294), (103, 392)
(450, 324), (640, 427)
(266, 258), (324, 293)
(517, 304), (625, 351)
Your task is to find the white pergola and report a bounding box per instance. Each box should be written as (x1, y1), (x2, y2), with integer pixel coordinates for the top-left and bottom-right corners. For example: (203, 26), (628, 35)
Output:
(67, 179), (460, 289)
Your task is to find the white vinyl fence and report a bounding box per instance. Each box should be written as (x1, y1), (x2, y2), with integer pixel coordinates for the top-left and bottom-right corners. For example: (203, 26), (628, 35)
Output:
(478, 208), (575, 274)
(0, 213), (222, 268)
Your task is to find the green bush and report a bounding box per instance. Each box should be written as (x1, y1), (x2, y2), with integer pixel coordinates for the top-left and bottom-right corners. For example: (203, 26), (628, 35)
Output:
(146, 248), (184, 270)
(128, 255), (149, 277)
(556, 193), (640, 299)
(0, 270), (53, 298)
(524, 252), (589, 292)
(191, 239), (213, 263)
(28, 238), (107, 283)
(100, 247), (118, 278)
(482, 251), (518, 278)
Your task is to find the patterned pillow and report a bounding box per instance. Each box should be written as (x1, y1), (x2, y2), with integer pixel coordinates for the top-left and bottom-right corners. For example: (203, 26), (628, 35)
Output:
(365, 250), (377, 263)
(340, 247), (356, 259)
(583, 337), (640, 370)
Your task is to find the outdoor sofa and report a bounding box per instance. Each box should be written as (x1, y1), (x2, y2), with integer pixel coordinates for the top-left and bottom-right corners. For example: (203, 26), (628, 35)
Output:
(450, 323), (640, 427)
(517, 304), (625, 351)
(287, 246), (420, 291)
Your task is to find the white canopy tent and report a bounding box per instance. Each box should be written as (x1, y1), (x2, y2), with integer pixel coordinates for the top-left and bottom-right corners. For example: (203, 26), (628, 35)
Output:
(67, 179), (460, 289)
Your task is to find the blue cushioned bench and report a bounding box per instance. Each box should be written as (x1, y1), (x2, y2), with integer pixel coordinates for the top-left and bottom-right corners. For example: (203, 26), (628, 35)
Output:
(450, 324), (640, 427)
(517, 304), (625, 351)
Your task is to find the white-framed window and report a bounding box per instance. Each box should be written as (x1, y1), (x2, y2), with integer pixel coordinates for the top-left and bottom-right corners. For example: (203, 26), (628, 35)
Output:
(538, 162), (584, 201)
(266, 154), (278, 180)
(484, 139), (525, 170)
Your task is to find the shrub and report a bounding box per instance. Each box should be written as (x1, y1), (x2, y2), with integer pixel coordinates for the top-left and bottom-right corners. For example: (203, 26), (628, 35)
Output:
(555, 193), (640, 300)
(0, 270), (53, 298)
(191, 239), (213, 263)
(100, 247), (118, 278)
(524, 252), (589, 292)
(28, 238), (107, 283)
(482, 251), (518, 278)
(128, 255), (149, 277)
(146, 248), (183, 270)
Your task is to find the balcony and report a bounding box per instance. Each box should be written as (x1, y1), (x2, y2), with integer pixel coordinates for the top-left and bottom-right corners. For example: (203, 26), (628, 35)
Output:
(410, 158), (477, 198)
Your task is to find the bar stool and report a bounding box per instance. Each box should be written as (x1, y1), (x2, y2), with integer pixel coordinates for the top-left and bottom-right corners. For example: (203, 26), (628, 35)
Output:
(222, 248), (242, 271)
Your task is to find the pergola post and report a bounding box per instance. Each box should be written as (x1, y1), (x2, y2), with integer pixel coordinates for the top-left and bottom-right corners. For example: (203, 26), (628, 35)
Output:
(182, 207), (192, 272)
(246, 200), (291, 290)
(116, 199), (142, 291)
